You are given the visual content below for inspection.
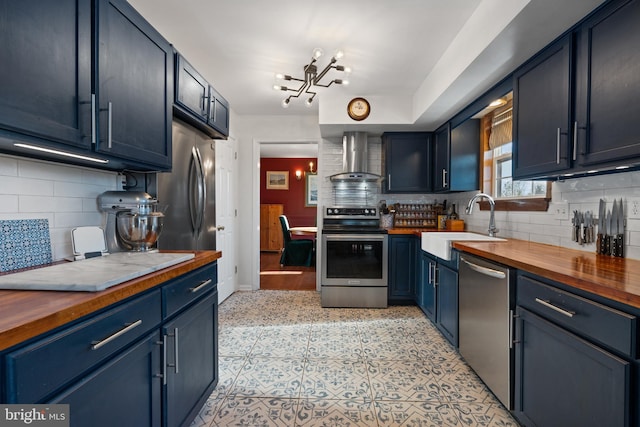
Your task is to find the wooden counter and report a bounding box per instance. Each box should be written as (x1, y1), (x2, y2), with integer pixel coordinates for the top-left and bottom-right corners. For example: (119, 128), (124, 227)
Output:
(453, 239), (640, 309)
(0, 250), (221, 351)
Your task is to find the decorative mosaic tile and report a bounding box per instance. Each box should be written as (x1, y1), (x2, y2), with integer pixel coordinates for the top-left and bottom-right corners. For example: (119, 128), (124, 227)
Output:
(0, 219), (52, 272)
(453, 402), (520, 426)
(375, 400), (461, 426)
(230, 357), (304, 398)
(296, 398), (378, 426)
(367, 359), (448, 402)
(301, 359), (371, 401)
(212, 396), (297, 427)
(202, 291), (522, 426)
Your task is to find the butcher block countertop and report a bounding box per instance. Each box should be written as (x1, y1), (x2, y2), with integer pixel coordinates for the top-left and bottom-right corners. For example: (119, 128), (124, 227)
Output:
(453, 239), (640, 309)
(0, 250), (221, 352)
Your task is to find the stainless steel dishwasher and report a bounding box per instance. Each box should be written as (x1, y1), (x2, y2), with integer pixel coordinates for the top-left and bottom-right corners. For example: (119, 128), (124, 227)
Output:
(458, 253), (514, 409)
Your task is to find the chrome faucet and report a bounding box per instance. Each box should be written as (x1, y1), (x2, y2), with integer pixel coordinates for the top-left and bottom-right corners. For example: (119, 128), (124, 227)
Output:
(466, 193), (499, 237)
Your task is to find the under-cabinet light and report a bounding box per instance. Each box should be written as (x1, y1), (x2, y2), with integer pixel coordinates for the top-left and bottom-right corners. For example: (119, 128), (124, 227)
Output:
(14, 143), (110, 164)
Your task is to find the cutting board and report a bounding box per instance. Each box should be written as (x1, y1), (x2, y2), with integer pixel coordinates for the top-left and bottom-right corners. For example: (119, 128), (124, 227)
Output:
(0, 219), (52, 272)
(0, 252), (195, 292)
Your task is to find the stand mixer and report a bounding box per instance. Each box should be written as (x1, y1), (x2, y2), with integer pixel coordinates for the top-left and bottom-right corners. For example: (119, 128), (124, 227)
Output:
(98, 191), (165, 252)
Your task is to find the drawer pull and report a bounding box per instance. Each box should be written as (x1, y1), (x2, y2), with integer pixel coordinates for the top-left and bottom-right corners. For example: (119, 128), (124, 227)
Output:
(535, 298), (575, 318)
(190, 278), (212, 293)
(167, 328), (179, 374)
(91, 319), (142, 350)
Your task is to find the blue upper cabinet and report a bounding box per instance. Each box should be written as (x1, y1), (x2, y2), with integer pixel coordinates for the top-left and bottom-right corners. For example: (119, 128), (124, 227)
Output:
(513, 0), (640, 179)
(175, 53), (230, 138)
(0, 0), (173, 171)
(0, 0), (92, 150)
(382, 132), (432, 193)
(574, 0), (640, 168)
(95, 0), (173, 170)
(513, 35), (573, 180)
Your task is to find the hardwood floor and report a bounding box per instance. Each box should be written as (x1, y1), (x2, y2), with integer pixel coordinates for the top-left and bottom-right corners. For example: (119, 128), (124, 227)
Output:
(259, 251), (316, 290)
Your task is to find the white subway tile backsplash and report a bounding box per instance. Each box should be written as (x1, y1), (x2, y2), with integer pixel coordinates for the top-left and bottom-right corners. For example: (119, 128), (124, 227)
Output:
(0, 154), (118, 261)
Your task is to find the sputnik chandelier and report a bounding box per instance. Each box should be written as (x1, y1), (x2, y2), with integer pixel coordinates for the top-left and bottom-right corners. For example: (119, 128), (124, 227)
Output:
(273, 48), (350, 108)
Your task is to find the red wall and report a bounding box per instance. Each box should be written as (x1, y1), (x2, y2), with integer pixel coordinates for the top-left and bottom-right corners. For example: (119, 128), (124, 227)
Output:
(260, 157), (317, 227)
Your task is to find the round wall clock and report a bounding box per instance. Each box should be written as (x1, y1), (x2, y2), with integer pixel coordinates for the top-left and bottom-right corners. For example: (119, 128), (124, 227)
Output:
(347, 97), (371, 121)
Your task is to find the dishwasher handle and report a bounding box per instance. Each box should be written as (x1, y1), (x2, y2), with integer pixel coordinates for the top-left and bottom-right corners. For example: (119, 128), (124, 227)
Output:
(460, 257), (506, 279)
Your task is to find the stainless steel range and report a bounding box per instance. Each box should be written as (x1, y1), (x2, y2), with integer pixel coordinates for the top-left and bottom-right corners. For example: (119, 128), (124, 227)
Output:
(321, 206), (388, 308)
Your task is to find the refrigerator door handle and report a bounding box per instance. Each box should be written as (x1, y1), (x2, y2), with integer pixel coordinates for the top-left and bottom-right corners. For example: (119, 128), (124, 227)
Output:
(188, 147), (204, 234)
(194, 146), (205, 234)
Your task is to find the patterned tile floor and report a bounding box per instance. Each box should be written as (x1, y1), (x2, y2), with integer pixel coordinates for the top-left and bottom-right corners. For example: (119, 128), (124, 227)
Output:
(190, 291), (521, 427)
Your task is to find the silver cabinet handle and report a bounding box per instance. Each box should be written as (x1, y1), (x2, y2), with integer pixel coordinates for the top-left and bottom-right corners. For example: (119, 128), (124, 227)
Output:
(91, 94), (96, 144)
(573, 121), (578, 161)
(442, 169), (448, 188)
(162, 334), (168, 385)
(107, 101), (112, 149)
(535, 298), (575, 318)
(428, 261), (434, 284)
(91, 319), (142, 350)
(460, 257), (506, 279)
(190, 278), (212, 293)
(388, 174), (391, 191)
(556, 127), (561, 164)
(167, 328), (179, 374)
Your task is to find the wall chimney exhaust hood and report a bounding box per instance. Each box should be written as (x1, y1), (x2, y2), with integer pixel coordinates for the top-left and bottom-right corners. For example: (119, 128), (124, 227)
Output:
(329, 132), (382, 182)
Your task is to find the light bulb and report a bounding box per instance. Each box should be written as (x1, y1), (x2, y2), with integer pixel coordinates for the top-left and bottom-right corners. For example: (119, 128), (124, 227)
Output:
(295, 170), (302, 180)
(281, 99), (290, 108)
(275, 73), (284, 80)
(334, 50), (344, 59)
(341, 79), (349, 86)
(312, 48), (323, 59)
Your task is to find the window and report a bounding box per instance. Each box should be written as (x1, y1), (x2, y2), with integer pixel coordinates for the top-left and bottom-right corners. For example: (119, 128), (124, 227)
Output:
(479, 93), (550, 211)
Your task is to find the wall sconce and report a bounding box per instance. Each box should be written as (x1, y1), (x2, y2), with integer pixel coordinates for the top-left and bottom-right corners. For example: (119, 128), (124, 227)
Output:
(295, 170), (303, 180)
(309, 161), (315, 173)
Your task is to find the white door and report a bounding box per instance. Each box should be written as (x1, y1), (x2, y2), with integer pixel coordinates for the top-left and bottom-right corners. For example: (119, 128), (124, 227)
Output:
(215, 138), (236, 303)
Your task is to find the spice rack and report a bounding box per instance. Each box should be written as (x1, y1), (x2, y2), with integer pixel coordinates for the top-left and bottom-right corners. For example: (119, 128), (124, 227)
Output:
(393, 203), (443, 228)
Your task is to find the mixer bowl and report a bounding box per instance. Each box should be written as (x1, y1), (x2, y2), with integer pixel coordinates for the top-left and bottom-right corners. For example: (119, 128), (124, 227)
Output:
(116, 211), (164, 251)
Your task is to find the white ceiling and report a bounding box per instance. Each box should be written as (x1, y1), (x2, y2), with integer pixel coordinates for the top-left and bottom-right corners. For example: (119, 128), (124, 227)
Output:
(128, 0), (605, 136)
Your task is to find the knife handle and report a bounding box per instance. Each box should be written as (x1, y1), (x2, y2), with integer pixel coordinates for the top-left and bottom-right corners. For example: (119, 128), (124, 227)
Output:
(615, 234), (624, 257)
(596, 234), (602, 254)
(604, 235), (611, 256)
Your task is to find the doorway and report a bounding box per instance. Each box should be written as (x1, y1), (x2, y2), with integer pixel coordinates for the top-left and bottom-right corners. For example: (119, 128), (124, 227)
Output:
(253, 139), (320, 291)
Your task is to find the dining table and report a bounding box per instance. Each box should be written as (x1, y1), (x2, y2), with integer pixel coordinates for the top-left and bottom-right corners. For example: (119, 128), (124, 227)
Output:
(289, 226), (318, 236)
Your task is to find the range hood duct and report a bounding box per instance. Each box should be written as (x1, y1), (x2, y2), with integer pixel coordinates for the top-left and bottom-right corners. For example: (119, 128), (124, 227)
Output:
(330, 132), (382, 182)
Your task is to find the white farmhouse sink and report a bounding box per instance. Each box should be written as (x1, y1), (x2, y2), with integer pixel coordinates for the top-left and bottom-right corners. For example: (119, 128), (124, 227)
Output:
(421, 232), (506, 260)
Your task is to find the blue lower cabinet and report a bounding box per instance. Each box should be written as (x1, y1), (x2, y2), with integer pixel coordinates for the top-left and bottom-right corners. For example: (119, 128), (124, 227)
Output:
(1, 261), (219, 427)
(388, 235), (418, 304)
(50, 332), (162, 427)
(164, 291), (218, 427)
(418, 250), (458, 347)
(514, 307), (630, 427)
(435, 263), (458, 347)
(418, 252), (436, 321)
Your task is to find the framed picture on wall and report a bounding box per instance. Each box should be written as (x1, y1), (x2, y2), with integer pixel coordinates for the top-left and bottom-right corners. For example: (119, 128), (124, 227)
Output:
(266, 171), (289, 190)
(305, 173), (318, 206)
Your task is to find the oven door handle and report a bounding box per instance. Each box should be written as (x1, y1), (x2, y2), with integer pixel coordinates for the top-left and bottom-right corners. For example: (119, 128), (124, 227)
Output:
(322, 234), (387, 241)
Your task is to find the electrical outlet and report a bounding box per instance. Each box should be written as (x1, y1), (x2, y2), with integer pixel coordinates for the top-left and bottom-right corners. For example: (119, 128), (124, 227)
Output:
(552, 201), (570, 220)
(630, 199), (640, 219)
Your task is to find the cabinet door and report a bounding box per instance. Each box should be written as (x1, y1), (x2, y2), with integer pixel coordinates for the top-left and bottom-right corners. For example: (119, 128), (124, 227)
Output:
(388, 236), (417, 303)
(96, 0), (173, 170)
(0, 0), (91, 150)
(419, 252), (437, 321)
(433, 124), (450, 192)
(575, 0), (640, 167)
(50, 332), (162, 427)
(176, 55), (209, 122)
(208, 86), (230, 137)
(164, 291), (218, 427)
(514, 307), (630, 427)
(513, 35), (573, 179)
(436, 264), (458, 347)
(383, 133), (432, 193)
(449, 119), (480, 191)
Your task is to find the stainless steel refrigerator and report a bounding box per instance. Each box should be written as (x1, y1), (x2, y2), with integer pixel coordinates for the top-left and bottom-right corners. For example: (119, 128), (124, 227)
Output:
(155, 119), (216, 250)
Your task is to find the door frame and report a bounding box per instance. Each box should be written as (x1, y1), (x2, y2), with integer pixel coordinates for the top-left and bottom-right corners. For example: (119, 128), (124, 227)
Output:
(251, 138), (321, 291)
